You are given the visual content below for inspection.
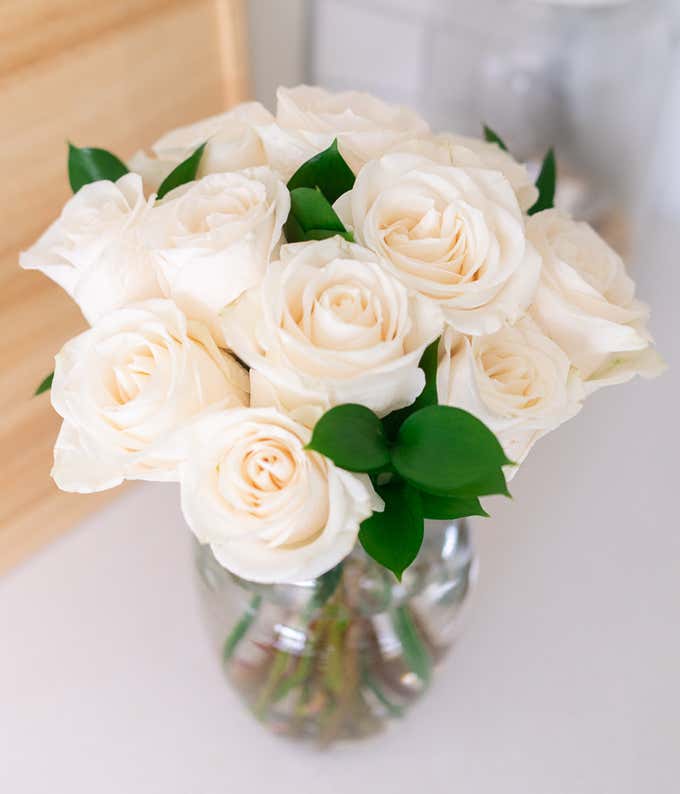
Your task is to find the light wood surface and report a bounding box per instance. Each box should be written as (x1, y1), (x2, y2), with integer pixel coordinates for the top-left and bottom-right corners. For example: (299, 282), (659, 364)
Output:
(0, 0), (249, 574)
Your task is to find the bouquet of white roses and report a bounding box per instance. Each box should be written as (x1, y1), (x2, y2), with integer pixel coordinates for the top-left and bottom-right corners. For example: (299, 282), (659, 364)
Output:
(23, 85), (665, 743)
(24, 85), (663, 586)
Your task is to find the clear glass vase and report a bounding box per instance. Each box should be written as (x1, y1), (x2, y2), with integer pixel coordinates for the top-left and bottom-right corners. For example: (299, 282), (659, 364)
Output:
(195, 519), (476, 746)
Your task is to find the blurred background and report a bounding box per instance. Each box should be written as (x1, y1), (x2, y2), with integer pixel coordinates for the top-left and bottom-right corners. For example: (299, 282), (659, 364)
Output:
(249, 0), (680, 247)
(1, 3), (678, 792)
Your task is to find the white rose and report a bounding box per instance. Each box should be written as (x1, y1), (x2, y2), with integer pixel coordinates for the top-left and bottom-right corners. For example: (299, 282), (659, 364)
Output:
(179, 407), (382, 583)
(437, 319), (584, 468)
(335, 153), (541, 335)
(527, 210), (665, 391)
(20, 174), (162, 323)
(149, 168), (289, 342)
(251, 122), (322, 183)
(222, 236), (442, 423)
(389, 134), (539, 212)
(441, 134), (539, 213)
(51, 299), (248, 493)
(274, 85), (430, 174)
(128, 102), (275, 192)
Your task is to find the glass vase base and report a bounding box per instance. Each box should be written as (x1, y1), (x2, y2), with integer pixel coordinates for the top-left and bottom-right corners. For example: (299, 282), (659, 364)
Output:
(195, 519), (476, 746)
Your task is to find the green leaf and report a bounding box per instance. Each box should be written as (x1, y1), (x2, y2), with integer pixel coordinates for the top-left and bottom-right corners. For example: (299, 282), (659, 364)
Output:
(382, 337), (440, 440)
(34, 371), (54, 396)
(528, 148), (557, 215)
(222, 593), (262, 661)
(307, 404), (390, 473)
(282, 212), (305, 243)
(284, 186), (353, 243)
(156, 142), (206, 199)
(68, 144), (129, 193)
(391, 405), (512, 498)
(291, 186), (346, 230)
(483, 124), (509, 152)
(420, 492), (488, 520)
(287, 139), (355, 205)
(301, 228), (355, 242)
(359, 481), (424, 580)
(390, 605), (431, 686)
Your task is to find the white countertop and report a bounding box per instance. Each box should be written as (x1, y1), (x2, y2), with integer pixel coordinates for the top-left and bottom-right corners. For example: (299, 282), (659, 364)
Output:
(1, 216), (678, 793)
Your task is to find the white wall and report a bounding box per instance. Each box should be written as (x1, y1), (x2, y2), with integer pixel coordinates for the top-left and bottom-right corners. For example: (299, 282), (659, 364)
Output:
(246, 0), (309, 109)
(246, 0), (680, 218)
(650, 44), (680, 217)
(310, 0), (679, 218)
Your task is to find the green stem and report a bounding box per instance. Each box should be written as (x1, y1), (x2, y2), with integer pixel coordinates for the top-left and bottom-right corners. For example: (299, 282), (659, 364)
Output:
(319, 620), (361, 746)
(302, 561), (343, 621)
(322, 610), (348, 697)
(390, 605), (432, 687)
(269, 564), (345, 705)
(254, 650), (290, 720)
(222, 594), (262, 662)
(363, 671), (404, 718)
(272, 651), (313, 703)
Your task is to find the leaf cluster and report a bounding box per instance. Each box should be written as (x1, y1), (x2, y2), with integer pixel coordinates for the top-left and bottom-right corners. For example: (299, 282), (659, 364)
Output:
(307, 343), (512, 579)
(284, 139), (355, 243)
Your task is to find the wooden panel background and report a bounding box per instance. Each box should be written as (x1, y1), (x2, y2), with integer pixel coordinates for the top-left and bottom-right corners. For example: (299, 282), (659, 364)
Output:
(0, 0), (250, 573)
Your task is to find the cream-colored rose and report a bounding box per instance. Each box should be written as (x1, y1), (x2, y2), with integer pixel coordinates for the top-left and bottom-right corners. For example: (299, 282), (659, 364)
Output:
(149, 168), (289, 342)
(527, 210), (665, 391)
(440, 134), (539, 213)
(51, 300), (248, 493)
(437, 319), (584, 467)
(179, 407), (382, 583)
(336, 153), (541, 335)
(129, 102), (275, 193)
(389, 134), (539, 212)
(20, 174), (162, 323)
(222, 237), (442, 423)
(251, 122), (322, 183)
(273, 85), (430, 174)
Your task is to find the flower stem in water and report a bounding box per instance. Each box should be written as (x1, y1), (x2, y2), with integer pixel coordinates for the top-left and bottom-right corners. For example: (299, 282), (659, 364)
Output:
(223, 593), (262, 661)
(390, 605), (432, 687)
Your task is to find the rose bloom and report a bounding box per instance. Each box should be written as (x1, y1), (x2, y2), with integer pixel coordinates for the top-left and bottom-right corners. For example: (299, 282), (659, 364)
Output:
(389, 134), (539, 212)
(527, 209), (665, 392)
(179, 407), (382, 583)
(336, 153), (540, 335)
(51, 300), (248, 493)
(20, 173), (161, 323)
(437, 134), (539, 213)
(128, 102), (276, 193)
(437, 319), (584, 467)
(128, 93), (359, 190)
(221, 236), (442, 425)
(149, 168), (289, 342)
(271, 85), (430, 174)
